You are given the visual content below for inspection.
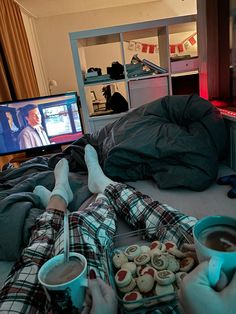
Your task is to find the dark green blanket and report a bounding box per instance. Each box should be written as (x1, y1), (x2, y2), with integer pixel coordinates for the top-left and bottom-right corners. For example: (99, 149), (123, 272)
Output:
(50, 94), (227, 191)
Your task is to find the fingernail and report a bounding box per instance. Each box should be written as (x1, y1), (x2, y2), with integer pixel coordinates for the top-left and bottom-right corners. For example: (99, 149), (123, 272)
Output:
(89, 269), (96, 279)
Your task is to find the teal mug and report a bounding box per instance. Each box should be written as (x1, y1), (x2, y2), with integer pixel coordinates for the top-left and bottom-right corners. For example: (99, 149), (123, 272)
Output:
(193, 215), (236, 287)
(38, 252), (88, 311)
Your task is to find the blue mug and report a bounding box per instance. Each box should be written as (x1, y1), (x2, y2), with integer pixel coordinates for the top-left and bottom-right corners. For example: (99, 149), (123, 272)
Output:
(193, 215), (236, 287)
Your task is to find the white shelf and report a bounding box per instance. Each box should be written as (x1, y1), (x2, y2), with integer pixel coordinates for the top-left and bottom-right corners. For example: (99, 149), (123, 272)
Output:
(171, 70), (198, 77)
(127, 72), (170, 82)
(69, 14), (198, 133)
(69, 15), (196, 40)
(84, 77), (125, 86)
(171, 57), (199, 74)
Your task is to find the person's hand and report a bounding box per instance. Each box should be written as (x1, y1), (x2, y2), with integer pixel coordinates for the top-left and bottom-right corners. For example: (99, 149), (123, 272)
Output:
(81, 269), (117, 314)
(179, 260), (236, 314)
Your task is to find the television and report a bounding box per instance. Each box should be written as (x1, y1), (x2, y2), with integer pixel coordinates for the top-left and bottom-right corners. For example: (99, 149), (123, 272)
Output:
(0, 91), (84, 158)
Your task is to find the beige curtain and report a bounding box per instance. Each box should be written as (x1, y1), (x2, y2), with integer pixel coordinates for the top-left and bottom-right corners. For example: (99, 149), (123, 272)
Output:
(0, 52), (11, 101)
(0, 0), (39, 101)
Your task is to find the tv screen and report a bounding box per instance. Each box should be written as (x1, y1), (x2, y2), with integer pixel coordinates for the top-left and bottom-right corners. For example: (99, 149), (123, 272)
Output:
(0, 92), (84, 157)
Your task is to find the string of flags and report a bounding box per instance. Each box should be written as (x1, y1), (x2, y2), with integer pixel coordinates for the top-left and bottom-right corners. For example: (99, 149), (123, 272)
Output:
(127, 32), (197, 54)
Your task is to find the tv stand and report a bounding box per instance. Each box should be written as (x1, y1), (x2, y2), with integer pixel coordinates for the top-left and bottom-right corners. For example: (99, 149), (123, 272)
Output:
(24, 146), (61, 159)
(10, 152), (55, 166)
(9, 145), (67, 167)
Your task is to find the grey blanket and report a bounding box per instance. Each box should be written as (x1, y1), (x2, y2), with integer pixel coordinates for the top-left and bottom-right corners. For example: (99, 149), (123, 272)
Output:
(0, 94), (227, 261)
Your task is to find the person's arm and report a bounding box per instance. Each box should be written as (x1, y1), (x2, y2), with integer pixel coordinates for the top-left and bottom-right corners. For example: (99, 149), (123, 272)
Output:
(0, 209), (64, 313)
(179, 261), (236, 314)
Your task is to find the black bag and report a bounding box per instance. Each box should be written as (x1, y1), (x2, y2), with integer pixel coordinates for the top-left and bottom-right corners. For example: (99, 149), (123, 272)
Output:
(106, 92), (128, 113)
(107, 62), (124, 80)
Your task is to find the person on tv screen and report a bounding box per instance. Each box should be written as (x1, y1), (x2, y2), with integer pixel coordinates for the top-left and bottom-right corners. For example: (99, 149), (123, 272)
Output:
(6, 112), (19, 132)
(18, 104), (50, 149)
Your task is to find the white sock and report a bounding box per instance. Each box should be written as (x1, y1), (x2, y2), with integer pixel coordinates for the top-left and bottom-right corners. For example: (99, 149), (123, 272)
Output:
(33, 185), (51, 208)
(50, 158), (73, 206)
(84, 144), (114, 194)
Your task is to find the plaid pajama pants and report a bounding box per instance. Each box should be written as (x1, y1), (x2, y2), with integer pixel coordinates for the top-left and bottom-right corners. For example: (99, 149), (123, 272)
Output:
(0, 183), (198, 313)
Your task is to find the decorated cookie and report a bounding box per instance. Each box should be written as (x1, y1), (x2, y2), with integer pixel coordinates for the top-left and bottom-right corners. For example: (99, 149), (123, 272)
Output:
(175, 272), (187, 288)
(165, 241), (185, 258)
(140, 266), (157, 278)
(151, 253), (169, 270)
(134, 253), (150, 266)
(180, 256), (195, 272)
(136, 273), (155, 293)
(167, 256), (180, 273)
(155, 283), (175, 302)
(121, 262), (137, 276)
(149, 241), (162, 256)
(150, 240), (162, 251)
(123, 291), (143, 310)
(164, 241), (177, 252)
(169, 248), (186, 258)
(115, 269), (132, 288)
(113, 251), (128, 268)
(140, 245), (151, 254)
(136, 265), (147, 276)
(119, 278), (136, 293)
(124, 244), (141, 261)
(155, 270), (175, 286)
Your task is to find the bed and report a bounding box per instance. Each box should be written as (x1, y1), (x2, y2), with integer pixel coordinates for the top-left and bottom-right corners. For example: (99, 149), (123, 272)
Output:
(0, 94), (235, 291)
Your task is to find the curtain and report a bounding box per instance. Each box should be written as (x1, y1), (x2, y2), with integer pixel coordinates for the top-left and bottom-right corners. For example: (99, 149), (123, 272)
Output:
(0, 0), (39, 101)
(0, 51), (11, 101)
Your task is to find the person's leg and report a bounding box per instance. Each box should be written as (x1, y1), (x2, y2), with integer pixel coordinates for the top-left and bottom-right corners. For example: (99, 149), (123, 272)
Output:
(32, 148), (117, 280)
(33, 185), (51, 208)
(106, 183), (197, 244)
(84, 144), (115, 194)
(34, 158), (73, 212)
(53, 190), (117, 281)
(49, 158), (73, 207)
(85, 144), (198, 245)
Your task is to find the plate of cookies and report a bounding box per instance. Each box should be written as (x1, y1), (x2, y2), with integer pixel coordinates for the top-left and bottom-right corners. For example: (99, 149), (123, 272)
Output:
(105, 225), (196, 313)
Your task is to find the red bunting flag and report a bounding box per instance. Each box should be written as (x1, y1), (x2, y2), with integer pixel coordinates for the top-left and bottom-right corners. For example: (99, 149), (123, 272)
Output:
(189, 36), (196, 45)
(170, 45), (176, 54)
(149, 45), (155, 53)
(142, 43), (148, 53)
(127, 32), (196, 55)
(177, 43), (184, 53)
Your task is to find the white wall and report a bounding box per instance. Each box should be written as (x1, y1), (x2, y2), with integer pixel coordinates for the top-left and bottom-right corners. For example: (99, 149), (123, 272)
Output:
(32, 0), (196, 96)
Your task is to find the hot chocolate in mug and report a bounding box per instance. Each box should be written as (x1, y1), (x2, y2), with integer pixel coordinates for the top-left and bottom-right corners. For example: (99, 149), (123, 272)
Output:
(38, 252), (88, 312)
(193, 215), (236, 287)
